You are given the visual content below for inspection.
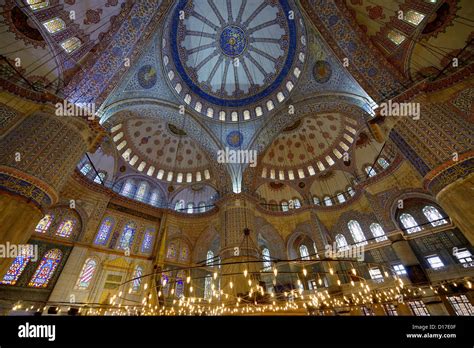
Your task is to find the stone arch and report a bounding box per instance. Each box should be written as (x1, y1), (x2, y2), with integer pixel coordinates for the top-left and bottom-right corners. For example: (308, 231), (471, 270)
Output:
(254, 217), (286, 260)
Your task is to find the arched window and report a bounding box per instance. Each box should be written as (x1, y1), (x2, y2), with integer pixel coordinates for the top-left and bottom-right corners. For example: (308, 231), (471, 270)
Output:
(204, 275), (212, 300)
(141, 229), (154, 253)
(337, 193), (346, 204)
(43, 17), (65, 34)
(370, 223), (388, 242)
(400, 213), (422, 234)
(93, 172), (105, 184)
(347, 187), (355, 197)
(199, 202), (206, 213)
(323, 196), (333, 206)
(135, 181), (148, 201)
(27, 0), (49, 11)
(75, 258), (97, 290)
(121, 179), (134, 197)
(161, 272), (170, 297)
(299, 245), (310, 260)
(35, 214), (54, 233)
(55, 219), (76, 238)
(1, 246), (34, 285)
(422, 206), (447, 227)
(94, 217), (114, 245)
(281, 201), (289, 212)
(313, 242), (318, 258)
(118, 222), (136, 250)
(335, 234), (349, 251)
(179, 245), (189, 263)
(377, 157), (389, 169)
(28, 249), (62, 288)
(166, 242), (177, 261)
(149, 190), (160, 206)
(80, 163), (92, 176)
(365, 166), (376, 177)
(175, 270), (185, 298)
(293, 198), (301, 209)
(348, 220), (367, 245)
(175, 200), (185, 211)
(132, 265), (143, 292)
(313, 196), (320, 205)
(187, 203), (194, 214)
(206, 250), (214, 266)
(262, 248), (271, 270)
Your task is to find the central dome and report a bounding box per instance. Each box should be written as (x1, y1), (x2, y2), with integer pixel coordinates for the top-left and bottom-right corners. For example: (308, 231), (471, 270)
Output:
(162, 0), (307, 122)
(219, 25), (247, 57)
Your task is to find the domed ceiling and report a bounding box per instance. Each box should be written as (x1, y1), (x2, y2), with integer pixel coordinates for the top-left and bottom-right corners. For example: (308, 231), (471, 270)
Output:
(111, 118), (212, 184)
(260, 113), (359, 181)
(162, 0), (307, 121)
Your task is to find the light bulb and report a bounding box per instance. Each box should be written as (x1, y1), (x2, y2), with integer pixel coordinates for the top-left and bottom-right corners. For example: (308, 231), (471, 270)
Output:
(186, 276), (191, 284)
(243, 269), (248, 277)
(230, 281), (234, 289)
(303, 268), (307, 277)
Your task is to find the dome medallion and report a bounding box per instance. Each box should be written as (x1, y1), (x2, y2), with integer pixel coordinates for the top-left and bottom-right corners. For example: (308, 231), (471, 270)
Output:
(162, 0), (307, 122)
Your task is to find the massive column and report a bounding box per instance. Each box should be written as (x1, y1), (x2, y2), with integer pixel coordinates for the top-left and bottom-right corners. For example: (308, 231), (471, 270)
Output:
(0, 103), (103, 276)
(218, 195), (260, 298)
(381, 80), (474, 244)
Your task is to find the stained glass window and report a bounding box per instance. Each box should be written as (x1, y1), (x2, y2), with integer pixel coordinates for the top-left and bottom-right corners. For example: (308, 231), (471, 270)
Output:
(132, 265), (143, 292)
(121, 179), (134, 197)
(206, 250), (214, 266)
(347, 187), (355, 197)
(323, 196), (332, 206)
(28, 249), (62, 288)
(135, 181), (148, 201)
(370, 223), (388, 242)
(299, 245), (310, 260)
(166, 242), (177, 260)
(94, 217), (114, 245)
(161, 272), (170, 296)
(403, 10), (425, 26)
(348, 220), (367, 245)
(118, 222), (136, 250)
(335, 234), (349, 251)
(80, 163), (92, 176)
(61, 37), (81, 53)
(35, 214), (53, 233)
(262, 248), (271, 271)
(387, 30), (406, 45)
(179, 245), (189, 262)
(365, 166), (376, 177)
(149, 190), (160, 206)
(337, 193), (346, 203)
(377, 157), (389, 169)
(447, 295), (474, 316)
(1, 245), (35, 285)
(42, 17), (65, 34)
(93, 172), (105, 184)
(175, 270), (185, 298)
(140, 229), (154, 253)
(75, 258), (97, 290)
(199, 202), (206, 213)
(27, 0), (49, 11)
(281, 201), (289, 211)
(55, 219), (76, 238)
(313, 196), (320, 205)
(187, 203), (194, 214)
(293, 198), (301, 209)
(400, 213), (422, 233)
(175, 200), (185, 211)
(423, 206), (448, 227)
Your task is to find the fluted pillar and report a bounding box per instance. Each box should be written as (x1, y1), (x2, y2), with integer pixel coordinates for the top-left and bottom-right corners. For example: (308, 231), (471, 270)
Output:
(0, 103), (103, 275)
